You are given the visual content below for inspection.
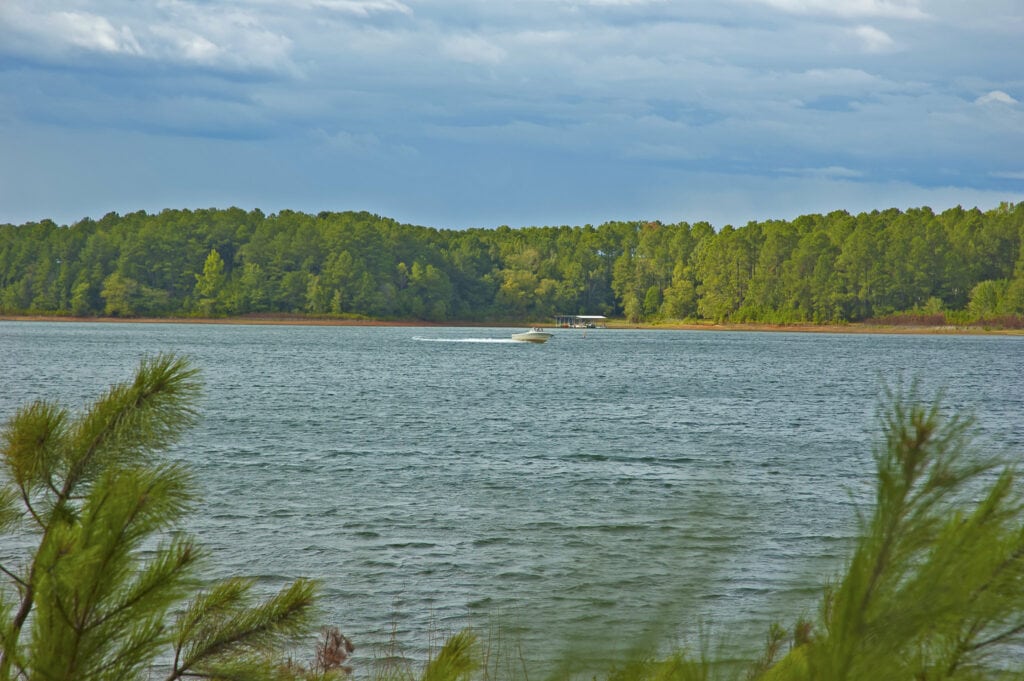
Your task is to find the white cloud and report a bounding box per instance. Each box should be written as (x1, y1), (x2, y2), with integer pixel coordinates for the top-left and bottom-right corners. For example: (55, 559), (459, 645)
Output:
(0, 1), (295, 72)
(275, 0), (413, 16)
(572, 0), (667, 5)
(990, 171), (1024, 180)
(149, 25), (222, 63)
(800, 67), (884, 90)
(779, 165), (865, 178)
(55, 11), (144, 55)
(146, 9), (295, 73)
(441, 34), (507, 65)
(975, 90), (1018, 105)
(5, 8), (145, 56)
(749, 0), (928, 19)
(312, 0), (411, 14)
(849, 25), (896, 53)
(142, 2), (298, 73)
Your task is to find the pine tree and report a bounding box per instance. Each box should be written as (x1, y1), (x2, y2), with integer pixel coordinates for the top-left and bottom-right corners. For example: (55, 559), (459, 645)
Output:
(0, 353), (318, 681)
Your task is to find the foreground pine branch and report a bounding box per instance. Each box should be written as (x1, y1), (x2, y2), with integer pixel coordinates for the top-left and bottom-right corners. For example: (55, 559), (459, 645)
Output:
(749, 388), (1024, 681)
(0, 354), (319, 681)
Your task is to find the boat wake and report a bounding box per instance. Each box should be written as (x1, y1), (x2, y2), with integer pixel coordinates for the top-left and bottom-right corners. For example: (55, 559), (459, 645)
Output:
(412, 337), (520, 344)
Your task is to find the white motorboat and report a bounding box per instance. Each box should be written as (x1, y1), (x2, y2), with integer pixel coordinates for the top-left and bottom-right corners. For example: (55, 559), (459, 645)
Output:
(511, 327), (553, 343)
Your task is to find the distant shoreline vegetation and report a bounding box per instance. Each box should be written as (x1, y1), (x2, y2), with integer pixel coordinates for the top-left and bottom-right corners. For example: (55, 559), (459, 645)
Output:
(2, 315), (1023, 336)
(2, 204), (1023, 328)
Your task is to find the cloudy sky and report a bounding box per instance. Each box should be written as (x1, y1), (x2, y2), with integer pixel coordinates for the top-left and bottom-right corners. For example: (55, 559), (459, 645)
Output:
(1, 0), (1022, 229)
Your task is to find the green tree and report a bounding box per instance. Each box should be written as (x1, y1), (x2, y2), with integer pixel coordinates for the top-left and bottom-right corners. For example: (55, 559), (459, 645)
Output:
(0, 354), (319, 680)
(999, 237), (1024, 315)
(622, 291), (642, 323)
(406, 261), (454, 321)
(743, 220), (800, 320)
(443, 234), (499, 319)
(495, 269), (540, 319)
(660, 267), (697, 319)
(968, 279), (1007, 319)
(230, 261), (270, 314)
(100, 271), (140, 317)
(694, 225), (760, 322)
(642, 285), (662, 319)
(1, 205), (1021, 325)
(305, 274), (330, 315)
(194, 249), (226, 316)
(834, 214), (889, 319)
(70, 278), (94, 316)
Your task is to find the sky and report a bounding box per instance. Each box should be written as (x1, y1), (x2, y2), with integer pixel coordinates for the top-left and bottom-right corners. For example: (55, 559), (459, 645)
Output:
(1, 0), (1023, 230)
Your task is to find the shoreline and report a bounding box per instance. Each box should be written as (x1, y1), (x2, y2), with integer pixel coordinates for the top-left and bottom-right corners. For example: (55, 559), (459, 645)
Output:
(619, 321), (1024, 335)
(2, 314), (1021, 335)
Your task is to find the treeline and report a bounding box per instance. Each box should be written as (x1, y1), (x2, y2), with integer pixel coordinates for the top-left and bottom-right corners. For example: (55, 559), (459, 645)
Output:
(2, 203), (1023, 323)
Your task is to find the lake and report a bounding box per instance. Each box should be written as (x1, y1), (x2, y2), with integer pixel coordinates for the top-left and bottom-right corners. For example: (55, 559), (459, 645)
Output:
(1, 321), (1022, 670)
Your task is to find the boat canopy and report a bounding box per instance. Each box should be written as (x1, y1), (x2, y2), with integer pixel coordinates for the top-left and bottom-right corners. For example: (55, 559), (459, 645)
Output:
(554, 314), (607, 328)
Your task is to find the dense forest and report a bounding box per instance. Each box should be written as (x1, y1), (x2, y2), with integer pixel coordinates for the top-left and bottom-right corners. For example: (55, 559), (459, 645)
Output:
(2, 203), (1023, 324)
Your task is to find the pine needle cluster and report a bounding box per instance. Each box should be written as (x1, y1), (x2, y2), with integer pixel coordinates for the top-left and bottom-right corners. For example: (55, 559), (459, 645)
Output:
(749, 388), (1024, 681)
(0, 353), (319, 681)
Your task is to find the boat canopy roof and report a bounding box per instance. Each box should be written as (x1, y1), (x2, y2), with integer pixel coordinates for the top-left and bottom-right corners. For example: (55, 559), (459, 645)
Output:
(554, 314), (607, 327)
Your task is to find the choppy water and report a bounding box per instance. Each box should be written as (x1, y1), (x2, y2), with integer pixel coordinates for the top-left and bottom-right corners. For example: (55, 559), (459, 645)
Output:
(1, 322), (1022, 669)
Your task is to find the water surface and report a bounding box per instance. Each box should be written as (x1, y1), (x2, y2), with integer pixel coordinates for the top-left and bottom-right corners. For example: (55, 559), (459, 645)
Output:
(1, 322), (1021, 667)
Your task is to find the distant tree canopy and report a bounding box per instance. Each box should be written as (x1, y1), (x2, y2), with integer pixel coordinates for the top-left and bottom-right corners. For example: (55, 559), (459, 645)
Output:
(1, 204), (1023, 324)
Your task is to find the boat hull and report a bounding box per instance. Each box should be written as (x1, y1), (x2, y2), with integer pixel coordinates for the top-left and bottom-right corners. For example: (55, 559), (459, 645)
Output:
(511, 331), (553, 343)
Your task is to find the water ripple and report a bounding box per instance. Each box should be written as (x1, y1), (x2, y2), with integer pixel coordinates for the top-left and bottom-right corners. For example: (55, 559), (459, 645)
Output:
(1, 323), (1021, 666)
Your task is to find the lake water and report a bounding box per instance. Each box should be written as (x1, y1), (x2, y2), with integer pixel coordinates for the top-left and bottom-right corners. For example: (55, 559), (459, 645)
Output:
(1, 321), (1022, 671)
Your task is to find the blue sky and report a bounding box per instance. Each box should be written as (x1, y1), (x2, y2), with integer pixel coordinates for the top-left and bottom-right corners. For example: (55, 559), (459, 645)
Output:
(1, 0), (1022, 230)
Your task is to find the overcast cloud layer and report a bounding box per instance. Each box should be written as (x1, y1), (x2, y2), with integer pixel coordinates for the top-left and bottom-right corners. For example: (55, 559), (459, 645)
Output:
(1, 0), (1022, 229)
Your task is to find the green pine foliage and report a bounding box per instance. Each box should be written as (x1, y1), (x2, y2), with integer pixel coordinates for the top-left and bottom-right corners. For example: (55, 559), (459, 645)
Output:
(420, 630), (479, 681)
(2, 204), (1022, 324)
(0, 354), (319, 681)
(746, 389), (1024, 681)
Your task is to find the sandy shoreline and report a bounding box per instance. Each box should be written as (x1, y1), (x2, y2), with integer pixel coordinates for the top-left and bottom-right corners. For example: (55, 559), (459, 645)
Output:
(2, 314), (1021, 335)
